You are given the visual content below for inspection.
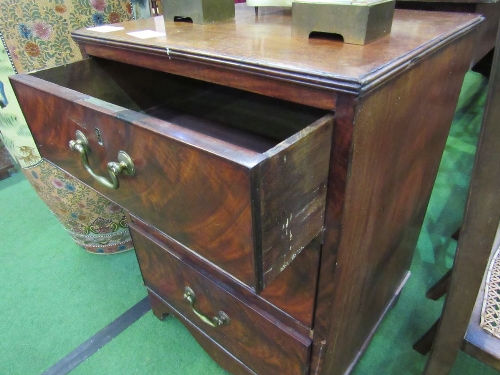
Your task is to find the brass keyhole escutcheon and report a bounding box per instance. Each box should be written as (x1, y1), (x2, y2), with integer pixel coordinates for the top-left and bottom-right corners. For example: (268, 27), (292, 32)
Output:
(94, 127), (104, 146)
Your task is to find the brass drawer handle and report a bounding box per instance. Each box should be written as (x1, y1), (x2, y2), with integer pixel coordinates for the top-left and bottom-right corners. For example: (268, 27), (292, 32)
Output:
(69, 130), (135, 189)
(183, 287), (230, 328)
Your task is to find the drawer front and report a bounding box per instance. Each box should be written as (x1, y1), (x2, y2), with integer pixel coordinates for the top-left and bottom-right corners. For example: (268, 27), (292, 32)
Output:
(10, 59), (333, 291)
(129, 222), (312, 375)
(11, 79), (256, 287)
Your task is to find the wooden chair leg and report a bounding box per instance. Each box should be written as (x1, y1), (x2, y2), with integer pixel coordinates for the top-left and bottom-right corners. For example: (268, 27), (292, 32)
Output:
(416, 228), (460, 353)
(425, 227), (460, 300)
(471, 49), (494, 78)
(413, 318), (441, 355)
(426, 269), (453, 301)
(451, 227), (461, 241)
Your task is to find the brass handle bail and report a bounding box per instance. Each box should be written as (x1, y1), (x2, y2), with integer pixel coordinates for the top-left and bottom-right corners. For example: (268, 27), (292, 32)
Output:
(69, 130), (135, 189)
(183, 287), (230, 328)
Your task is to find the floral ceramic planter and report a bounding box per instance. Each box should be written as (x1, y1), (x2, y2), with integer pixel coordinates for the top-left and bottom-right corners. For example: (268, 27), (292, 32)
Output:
(0, 0), (142, 254)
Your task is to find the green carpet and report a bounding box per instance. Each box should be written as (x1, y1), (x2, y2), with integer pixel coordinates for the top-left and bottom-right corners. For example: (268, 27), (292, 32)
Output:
(0, 173), (146, 375)
(69, 312), (230, 375)
(0, 71), (497, 375)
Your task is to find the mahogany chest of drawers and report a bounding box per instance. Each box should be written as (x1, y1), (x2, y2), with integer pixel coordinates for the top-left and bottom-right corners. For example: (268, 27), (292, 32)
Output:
(10, 5), (483, 375)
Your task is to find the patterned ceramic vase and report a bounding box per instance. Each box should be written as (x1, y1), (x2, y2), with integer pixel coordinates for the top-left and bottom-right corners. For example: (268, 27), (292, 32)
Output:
(0, 0), (149, 254)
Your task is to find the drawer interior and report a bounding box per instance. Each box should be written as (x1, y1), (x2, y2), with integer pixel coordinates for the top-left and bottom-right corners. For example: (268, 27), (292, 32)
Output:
(32, 58), (329, 154)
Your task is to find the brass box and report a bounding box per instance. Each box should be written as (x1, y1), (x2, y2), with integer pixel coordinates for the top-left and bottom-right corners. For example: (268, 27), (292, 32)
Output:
(161, 0), (235, 24)
(292, 0), (395, 45)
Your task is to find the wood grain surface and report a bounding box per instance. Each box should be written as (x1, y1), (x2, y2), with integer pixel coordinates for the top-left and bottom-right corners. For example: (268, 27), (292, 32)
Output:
(148, 290), (259, 375)
(10, 58), (331, 291)
(72, 5), (483, 106)
(423, 25), (500, 375)
(8, 5), (485, 375)
(308, 93), (357, 375)
(130, 223), (312, 375)
(129, 213), (320, 335)
(313, 25), (477, 375)
(256, 115), (333, 289)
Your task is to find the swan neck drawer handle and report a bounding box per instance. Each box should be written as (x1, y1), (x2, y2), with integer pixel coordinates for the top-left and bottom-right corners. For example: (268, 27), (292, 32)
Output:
(69, 130), (135, 190)
(183, 287), (230, 328)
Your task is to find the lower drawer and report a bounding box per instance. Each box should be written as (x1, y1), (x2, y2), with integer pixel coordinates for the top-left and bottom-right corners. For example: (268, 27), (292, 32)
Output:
(129, 222), (312, 375)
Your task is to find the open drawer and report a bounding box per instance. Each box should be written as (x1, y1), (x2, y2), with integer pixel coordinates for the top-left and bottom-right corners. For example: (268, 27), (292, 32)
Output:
(10, 58), (333, 292)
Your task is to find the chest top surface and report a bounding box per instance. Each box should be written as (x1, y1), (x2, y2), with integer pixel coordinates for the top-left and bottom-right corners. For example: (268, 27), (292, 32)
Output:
(72, 5), (482, 95)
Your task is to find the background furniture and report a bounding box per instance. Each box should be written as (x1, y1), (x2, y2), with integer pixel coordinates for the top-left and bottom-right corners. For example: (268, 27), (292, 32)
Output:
(10, 5), (483, 375)
(422, 23), (500, 375)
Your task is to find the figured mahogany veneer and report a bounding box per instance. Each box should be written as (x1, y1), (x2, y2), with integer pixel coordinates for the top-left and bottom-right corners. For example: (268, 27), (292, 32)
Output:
(10, 5), (484, 375)
(129, 214), (322, 333)
(11, 58), (332, 292)
(129, 218), (312, 375)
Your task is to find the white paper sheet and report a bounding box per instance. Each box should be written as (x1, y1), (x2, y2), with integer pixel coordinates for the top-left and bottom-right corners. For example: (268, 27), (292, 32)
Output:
(127, 30), (166, 39)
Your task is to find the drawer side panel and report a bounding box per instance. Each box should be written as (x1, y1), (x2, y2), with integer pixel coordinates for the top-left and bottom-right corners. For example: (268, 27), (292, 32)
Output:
(258, 114), (334, 288)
